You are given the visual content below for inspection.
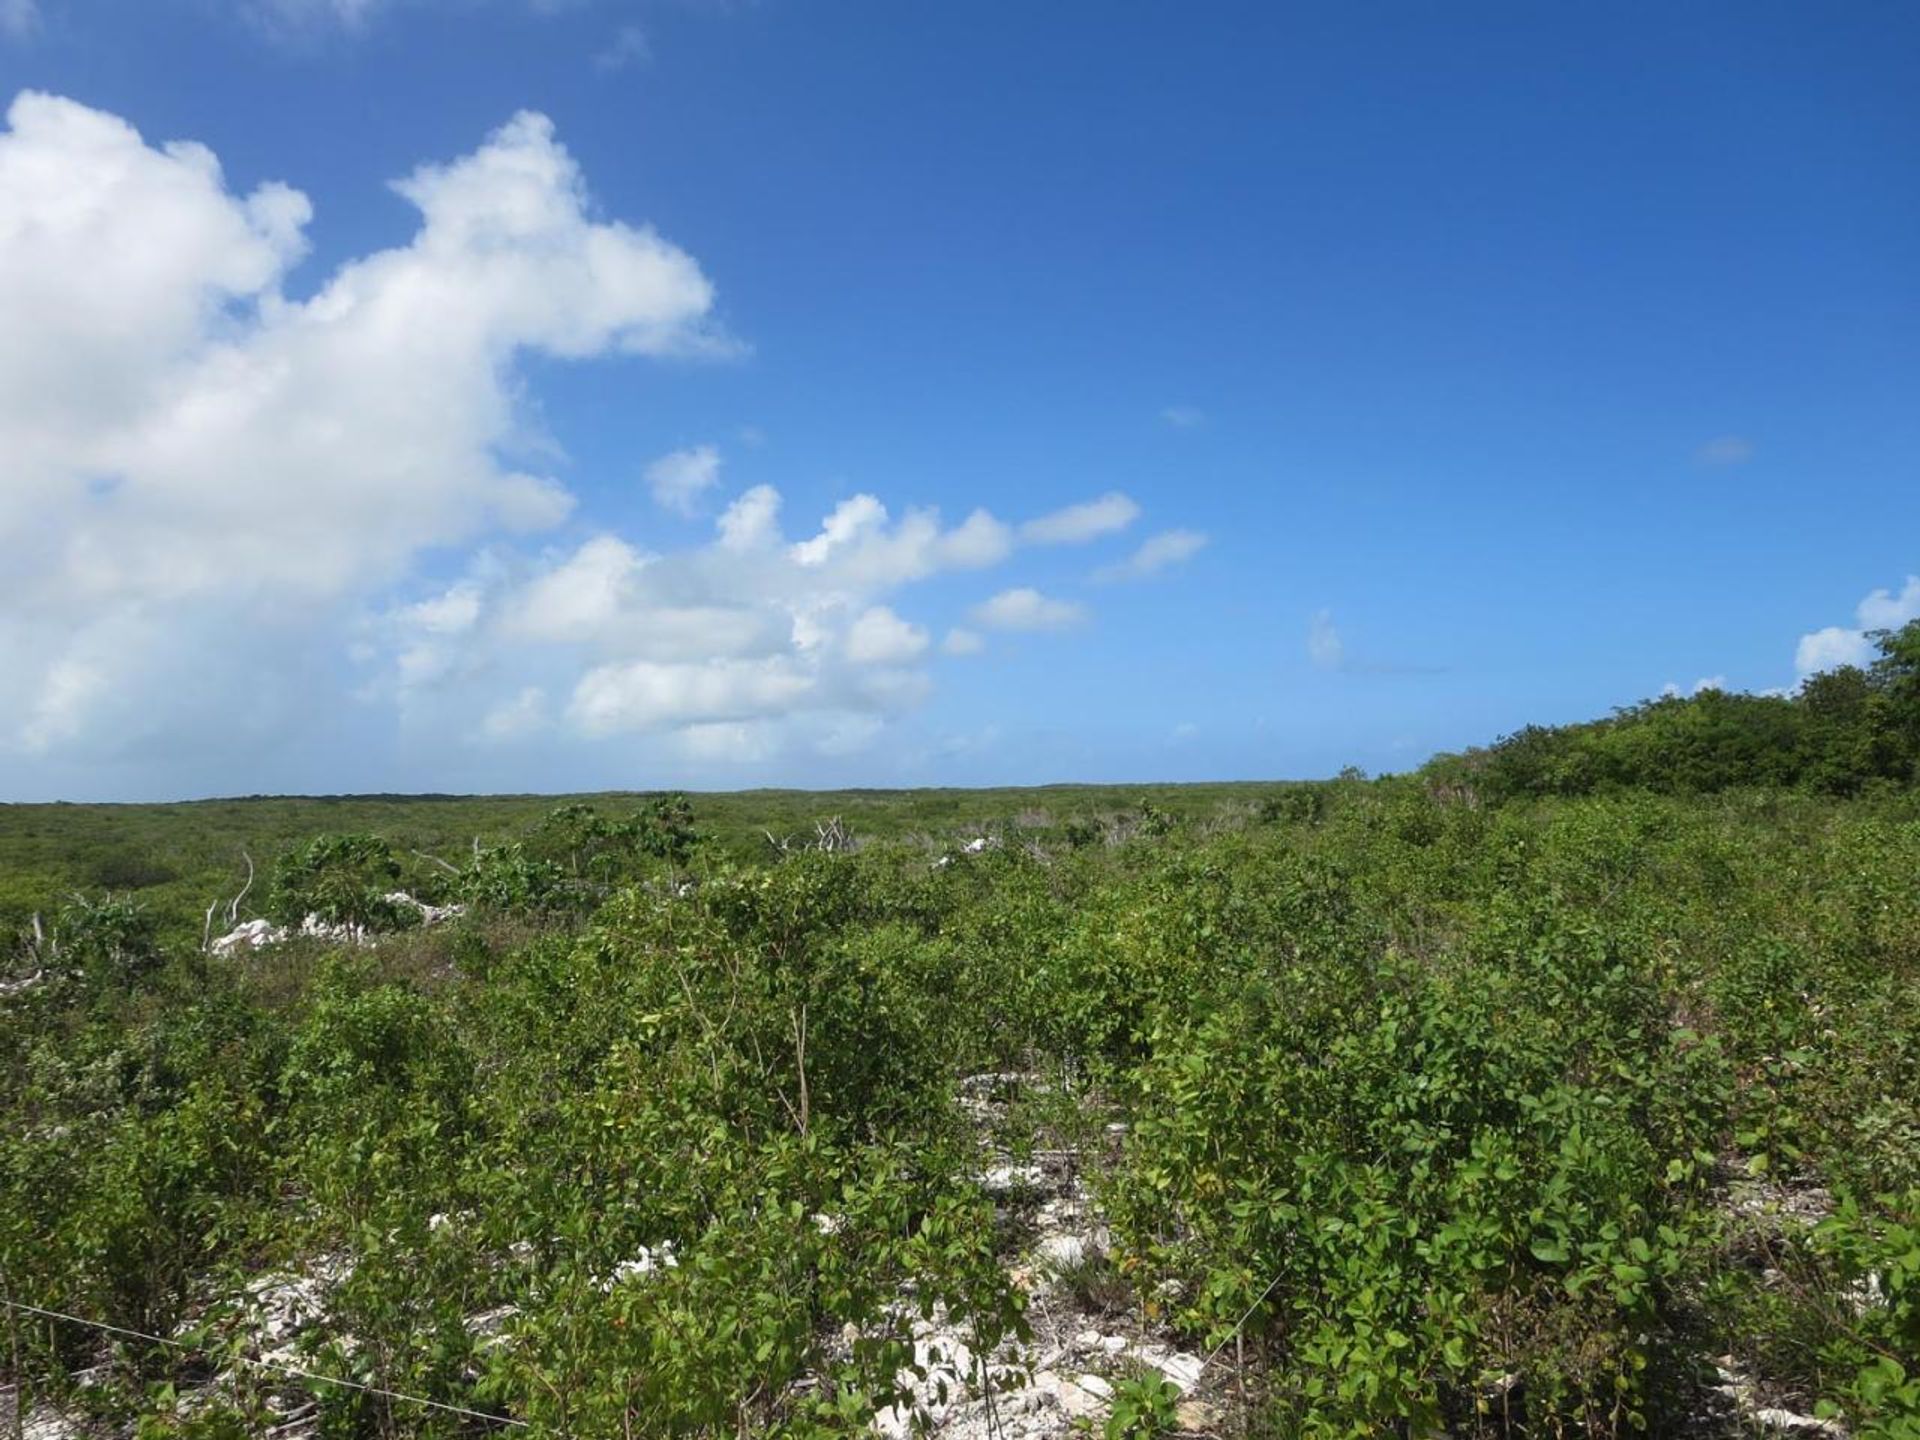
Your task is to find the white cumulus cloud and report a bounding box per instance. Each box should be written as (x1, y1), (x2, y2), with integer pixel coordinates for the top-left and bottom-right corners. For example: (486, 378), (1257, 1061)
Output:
(0, 92), (1204, 792)
(1095, 528), (1208, 582)
(569, 656), (816, 736)
(844, 606), (929, 665)
(970, 588), (1086, 633)
(646, 444), (722, 515)
(0, 93), (719, 763)
(1794, 576), (1920, 676)
(1661, 675), (1728, 698)
(1018, 491), (1140, 545)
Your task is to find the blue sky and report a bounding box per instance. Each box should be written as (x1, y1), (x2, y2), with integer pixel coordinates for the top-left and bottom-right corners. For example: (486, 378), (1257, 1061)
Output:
(1, 1), (1916, 800)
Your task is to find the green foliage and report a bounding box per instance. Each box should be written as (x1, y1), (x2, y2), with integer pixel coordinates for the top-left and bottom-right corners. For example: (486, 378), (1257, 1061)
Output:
(455, 841), (568, 915)
(6, 779), (1920, 1435)
(267, 832), (415, 931)
(1813, 1191), (1920, 1438)
(1105, 1372), (1181, 1438)
(524, 795), (699, 880)
(51, 892), (164, 984)
(1431, 620), (1920, 801)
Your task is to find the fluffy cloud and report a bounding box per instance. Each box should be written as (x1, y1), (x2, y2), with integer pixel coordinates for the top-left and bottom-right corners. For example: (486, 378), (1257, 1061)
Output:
(970, 588), (1086, 633)
(1661, 675), (1728, 698)
(0, 93), (713, 763)
(1018, 491), (1139, 545)
(570, 656), (816, 735)
(646, 444), (723, 515)
(718, 484), (782, 552)
(788, 496), (1013, 585)
(380, 483), (1061, 754)
(1858, 576), (1920, 631)
(1796, 628), (1872, 676)
(844, 607), (929, 665)
(1795, 576), (1920, 676)
(0, 93), (1200, 792)
(943, 627), (984, 657)
(1095, 528), (1208, 582)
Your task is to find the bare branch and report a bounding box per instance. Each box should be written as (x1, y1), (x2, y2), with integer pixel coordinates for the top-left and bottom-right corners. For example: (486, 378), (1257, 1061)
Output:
(226, 850), (255, 926)
(409, 849), (462, 877)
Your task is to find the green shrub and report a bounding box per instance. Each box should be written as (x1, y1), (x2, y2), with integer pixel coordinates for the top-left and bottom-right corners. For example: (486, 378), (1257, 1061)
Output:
(268, 833), (416, 931)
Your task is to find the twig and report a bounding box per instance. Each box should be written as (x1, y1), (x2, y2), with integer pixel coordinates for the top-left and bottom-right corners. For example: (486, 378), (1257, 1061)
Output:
(409, 850), (462, 877)
(0, 1299), (527, 1430)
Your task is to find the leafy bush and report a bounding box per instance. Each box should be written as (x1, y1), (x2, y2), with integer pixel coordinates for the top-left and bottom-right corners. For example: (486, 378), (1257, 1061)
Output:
(53, 893), (163, 984)
(267, 832), (417, 931)
(1429, 619), (1920, 800)
(1813, 1191), (1920, 1438)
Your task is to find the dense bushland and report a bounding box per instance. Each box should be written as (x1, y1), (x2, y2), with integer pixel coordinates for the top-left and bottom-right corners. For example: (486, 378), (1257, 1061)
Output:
(4, 777), (1920, 1434)
(1427, 620), (1920, 801)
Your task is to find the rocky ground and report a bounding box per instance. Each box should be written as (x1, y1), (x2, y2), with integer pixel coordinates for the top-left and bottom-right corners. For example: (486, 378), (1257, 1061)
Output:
(3, 1096), (1871, 1439)
(867, 1070), (1224, 1439)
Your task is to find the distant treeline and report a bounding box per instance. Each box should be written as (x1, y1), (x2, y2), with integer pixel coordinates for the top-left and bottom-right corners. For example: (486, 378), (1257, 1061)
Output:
(1426, 619), (1920, 800)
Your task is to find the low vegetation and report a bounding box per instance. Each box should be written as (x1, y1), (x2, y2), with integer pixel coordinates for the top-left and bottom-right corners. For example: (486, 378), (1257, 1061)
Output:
(4, 624), (1919, 1438)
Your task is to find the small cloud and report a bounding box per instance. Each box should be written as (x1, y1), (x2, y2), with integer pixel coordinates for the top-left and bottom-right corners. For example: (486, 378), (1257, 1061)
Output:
(1308, 609), (1344, 671)
(1795, 575), (1920, 676)
(1018, 491), (1139, 545)
(1660, 675), (1728, 698)
(1160, 404), (1205, 429)
(593, 22), (651, 72)
(1858, 575), (1920, 630)
(1169, 720), (1199, 743)
(1095, 528), (1207, 583)
(737, 423), (767, 448)
(1304, 608), (1446, 677)
(401, 582), (483, 636)
(646, 444), (722, 516)
(1796, 626), (1875, 676)
(716, 483), (781, 551)
(942, 509), (1015, 568)
(1, 0), (40, 40)
(1696, 435), (1755, 467)
(942, 627), (984, 656)
(241, 0), (386, 38)
(970, 587), (1086, 633)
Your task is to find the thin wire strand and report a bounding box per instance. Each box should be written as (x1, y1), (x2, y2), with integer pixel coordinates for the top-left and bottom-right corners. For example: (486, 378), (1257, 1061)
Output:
(1194, 1267), (1287, 1380)
(0, 1297), (529, 1430)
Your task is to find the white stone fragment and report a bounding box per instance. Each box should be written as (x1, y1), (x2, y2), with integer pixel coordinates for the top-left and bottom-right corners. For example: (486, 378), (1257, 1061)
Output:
(601, 1242), (679, 1289)
(1036, 1234), (1090, 1271)
(978, 1164), (1048, 1194)
(211, 918), (288, 954)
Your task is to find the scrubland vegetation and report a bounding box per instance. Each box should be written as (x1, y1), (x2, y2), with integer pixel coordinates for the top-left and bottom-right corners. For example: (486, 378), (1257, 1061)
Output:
(4, 628), (1920, 1438)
